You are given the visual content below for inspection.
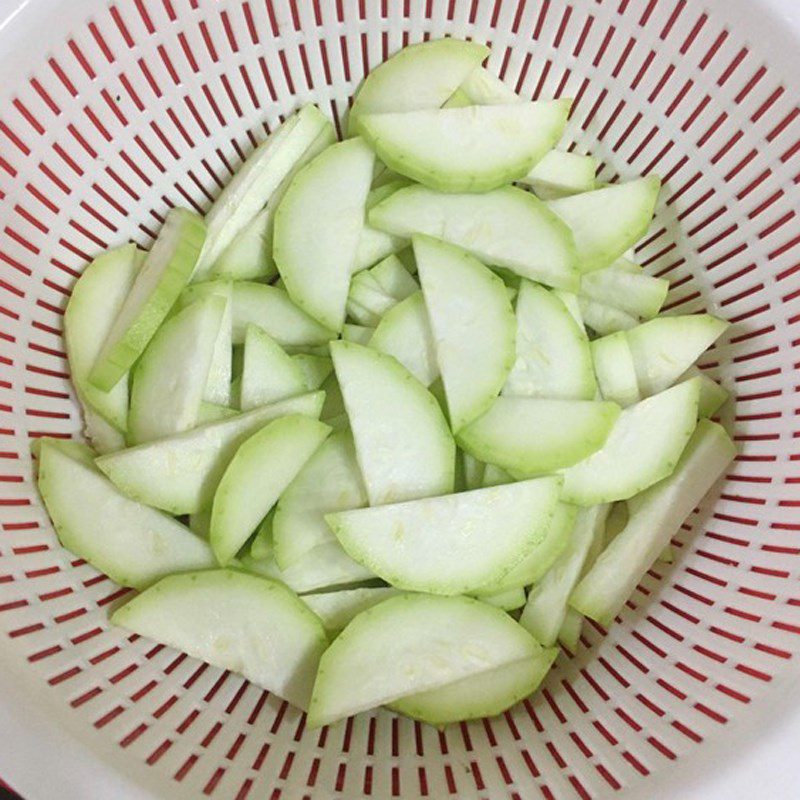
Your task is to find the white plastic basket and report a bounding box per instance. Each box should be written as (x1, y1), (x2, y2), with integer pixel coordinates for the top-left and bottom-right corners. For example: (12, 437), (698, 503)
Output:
(1, 0), (799, 797)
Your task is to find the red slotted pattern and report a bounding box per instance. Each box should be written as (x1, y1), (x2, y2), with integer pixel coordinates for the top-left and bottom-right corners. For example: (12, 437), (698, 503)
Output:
(0, 0), (799, 798)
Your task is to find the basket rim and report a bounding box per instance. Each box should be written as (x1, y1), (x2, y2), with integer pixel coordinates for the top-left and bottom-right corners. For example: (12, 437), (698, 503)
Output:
(2, 0), (800, 797)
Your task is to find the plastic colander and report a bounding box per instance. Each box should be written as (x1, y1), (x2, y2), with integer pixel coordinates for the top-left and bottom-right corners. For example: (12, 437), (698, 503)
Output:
(0, 0), (799, 797)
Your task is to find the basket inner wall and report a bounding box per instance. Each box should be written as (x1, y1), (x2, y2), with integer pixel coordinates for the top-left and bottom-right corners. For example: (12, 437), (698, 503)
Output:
(0, 1), (799, 798)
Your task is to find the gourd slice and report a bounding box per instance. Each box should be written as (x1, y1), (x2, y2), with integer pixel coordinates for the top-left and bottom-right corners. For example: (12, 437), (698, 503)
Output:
(503, 281), (595, 400)
(307, 593), (542, 727)
(273, 430), (368, 569)
(90, 208), (206, 391)
(302, 587), (401, 634)
(561, 378), (701, 506)
(331, 340), (455, 505)
(571, 420), (735, 625)
(274, 138), (375, 331)
(210, 415), (330, 565)
(65, 244), (142, 431)
(128, 295), (225, 444)
(390, 649), (557, 726)
(547, 177), (661, 274)
(458, 396), (620, 476)
(96, 392), (324, 514)
(519, 505), (610, 646)
(369, 291), (439, 386)
(370, 184), (579, 290)
(626, 314), (729, 397)
(415, 235), (515, 431)
(240, 324), (307, 410)
(231, 282), (335, 346)
(326, 477), (560, 595)
(193, 104), (331, 279)
(38, 440), (214, 589)
(359, 100), (570, 192)
(348, 38), (489, 135)
(112, 570), (327, 710)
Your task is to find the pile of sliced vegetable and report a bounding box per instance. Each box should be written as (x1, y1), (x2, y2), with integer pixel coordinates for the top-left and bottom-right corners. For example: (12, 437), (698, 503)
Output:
(39, 37), (736, 728)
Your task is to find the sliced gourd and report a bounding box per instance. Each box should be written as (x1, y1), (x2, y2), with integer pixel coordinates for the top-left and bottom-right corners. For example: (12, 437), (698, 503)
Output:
(353, 180), (410, 272)
(210, 121), (336, 281)
(65, 244), (141, 431)
(174, 280), (233, 406)
(626, 314), (729, 397)
(561, 378), (701, 506)
(274, 137), (375, 331)
(415, 235), (516, 431)
(453, 66), (597, 198)
(453, 65), (517, 104)
(369, 250), (419, 297)
(458, 396), (620, 476)
(231, 281), (335, 346)
(519, 505), (609, 646)
(293, 354), (333, 391)
(347, 38), (490, 136)
(193, 105), (331, 279)
(273, 430), (368, 569)
(558, 609), (584, 653)
(38, 440), (214, 589)
(553, 289), (586, 330)
(370, 184), (578, 290)
(112, 569), (327, 710)
(344, 298), (377, 327)
(682, 365), (729, 418)
(347, 254), (418, 325)
(240, 324), (307, 410)
(83, 407), (127, 455)
(96, 392), (324, 514)
(302, 587), (400, 633)
(578, 296), (639, 335)
(89, 208), (206, 391)
(208, 206), (276, 282)
(327, 477), (560, 595)
(128, 296), (225, 444)
(571, 420), (735, 625)
(579, 260), (668, 319)
(475, 501), (578, 594)
(360, 100), (570, 193)
(547, 177), (661, 273)
(210, 415), (330, 565)
(197, 403), (238, 424)
(307, 593), (541, 728)
(390, 648), (557, 726)
(523, 151), (598, 200)
(369, 291), (439, 386)
(503, 281), (595, 400)
(341, 324), (375, 344)
(591, 331), (641, 407)
(658, 545), (675, 564)
(477, 587), (526, 611)
(241, 541), (374, 594)
(331, 340), (455, 505)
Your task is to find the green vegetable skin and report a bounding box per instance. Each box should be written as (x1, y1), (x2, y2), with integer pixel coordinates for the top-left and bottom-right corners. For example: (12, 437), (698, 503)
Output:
(89, 208), (206, 391)
(38, 440), (214, 589)
(210, 415), (331, 565)
(37, 36), (736, 727)
(64, 244), (142, 432)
